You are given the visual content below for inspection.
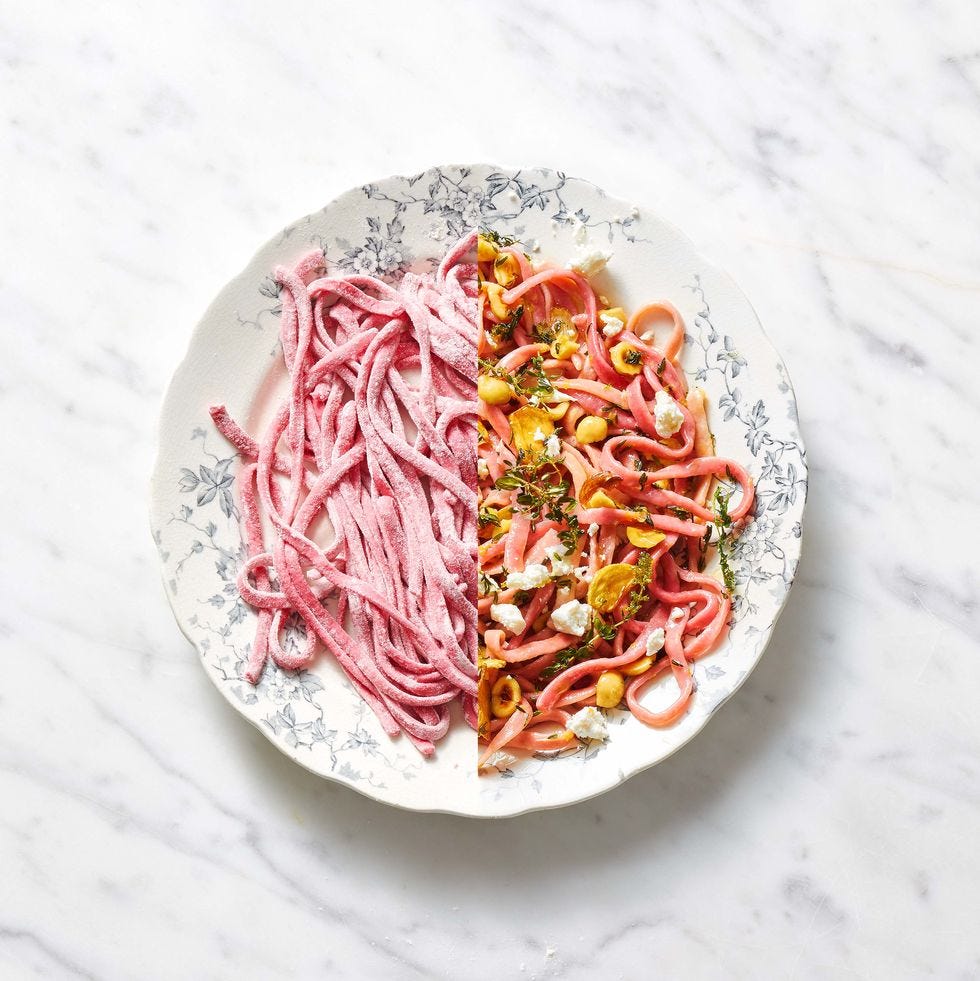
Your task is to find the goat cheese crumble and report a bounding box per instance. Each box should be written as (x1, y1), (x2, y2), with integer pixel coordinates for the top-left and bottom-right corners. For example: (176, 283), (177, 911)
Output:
(567, 706), (609, 741)
(654, 389), (684, 438)
(504, 564), (550, 590)
(543, 542), (573, 577)
(645, 627), (666, 655)
(570, 249), (612, 278)
(599, 311), (625, 337)
(548, 599), (592, 637)
(490, 603), (526, 634)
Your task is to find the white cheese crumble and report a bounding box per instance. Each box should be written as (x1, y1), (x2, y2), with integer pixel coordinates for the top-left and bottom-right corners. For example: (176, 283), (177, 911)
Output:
(544, 433), (561, 458)
(573, 221), (588, 245)
(645, 627), (666, 655)
(567, 706), (609, 741)
(654, 389), (684, 438)
(543, 542), (572, 577)
(570, 249), (612, 278)
(551, 558), (574, 577)
(505, 564), (550, 590)
(477, 458), (489, 480)
(490, 603), (526, 634)
(543, 542), (567, 560)
(587, 522), (600, 537)
(599, 311), (625, 337)
(532, 426), (547, 442)
(480, 750), (517, 770)
(549, 599), (592, 637)
(669, 606), (686, 622)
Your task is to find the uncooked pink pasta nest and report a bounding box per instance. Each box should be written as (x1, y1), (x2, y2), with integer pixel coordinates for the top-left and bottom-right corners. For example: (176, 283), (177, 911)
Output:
(211, 233), (478, 757)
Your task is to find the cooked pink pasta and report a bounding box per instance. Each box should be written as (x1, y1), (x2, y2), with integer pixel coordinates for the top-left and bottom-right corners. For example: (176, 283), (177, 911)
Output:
(476, 232), (754, 766)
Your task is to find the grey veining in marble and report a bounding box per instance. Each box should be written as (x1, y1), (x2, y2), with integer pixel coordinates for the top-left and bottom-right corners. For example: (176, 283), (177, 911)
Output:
(1, 0), (978, 977)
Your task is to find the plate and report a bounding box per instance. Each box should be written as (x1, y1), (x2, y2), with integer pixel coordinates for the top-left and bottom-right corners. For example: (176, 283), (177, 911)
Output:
(150, 164), (807, 817)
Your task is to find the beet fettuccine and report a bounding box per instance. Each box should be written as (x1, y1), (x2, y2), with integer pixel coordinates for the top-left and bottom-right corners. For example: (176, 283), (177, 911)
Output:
(209, 225), (753, 767)
(212, 234), (478, 757)
(475, 232), (754, 767)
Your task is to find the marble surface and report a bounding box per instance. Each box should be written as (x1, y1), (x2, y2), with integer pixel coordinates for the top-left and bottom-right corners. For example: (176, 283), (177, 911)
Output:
(2, 1), (978, 977)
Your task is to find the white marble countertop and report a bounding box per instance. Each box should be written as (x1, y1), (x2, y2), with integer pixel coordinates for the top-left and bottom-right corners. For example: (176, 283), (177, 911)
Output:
(3, 1), (979, 977)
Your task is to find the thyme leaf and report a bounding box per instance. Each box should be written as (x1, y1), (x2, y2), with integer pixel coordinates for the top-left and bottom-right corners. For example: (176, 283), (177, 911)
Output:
(713, 486), (737, 594)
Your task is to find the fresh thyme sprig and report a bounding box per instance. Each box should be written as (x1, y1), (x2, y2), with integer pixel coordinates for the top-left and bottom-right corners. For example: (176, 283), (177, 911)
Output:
(512, 354), (555, 400)
(621, 552), (654, 619)
(478, 506), (499, 527)
(540, 633), (599, 679)
(478, 357), (511, 380)
(477, 354), (556, 402)
(487, 304), (525, 343)
(480, 228), (518, 248)
(493, 455), (582, 549)
(494, 461), (567, 515)
(713, 485), (737, 594)
(540, 554), (654, 679)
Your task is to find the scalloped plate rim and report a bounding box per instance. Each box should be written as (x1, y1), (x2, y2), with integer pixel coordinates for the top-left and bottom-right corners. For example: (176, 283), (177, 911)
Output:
(150, 162), (807, 818)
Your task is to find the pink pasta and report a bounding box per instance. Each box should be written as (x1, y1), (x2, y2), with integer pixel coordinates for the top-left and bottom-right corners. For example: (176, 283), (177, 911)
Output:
(212, 234), (478, 756)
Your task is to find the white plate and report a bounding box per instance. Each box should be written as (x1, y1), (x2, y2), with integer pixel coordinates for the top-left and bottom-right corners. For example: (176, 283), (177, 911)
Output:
(151, 164), (807, 817)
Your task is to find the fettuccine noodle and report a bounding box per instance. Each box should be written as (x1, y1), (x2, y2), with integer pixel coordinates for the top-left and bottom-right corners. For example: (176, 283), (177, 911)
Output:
(213, 235), (478, 757)
(476, 233), (754, 768)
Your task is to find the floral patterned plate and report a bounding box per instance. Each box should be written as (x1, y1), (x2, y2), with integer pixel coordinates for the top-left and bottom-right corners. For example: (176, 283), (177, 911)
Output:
(151, 164), (806, 818)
